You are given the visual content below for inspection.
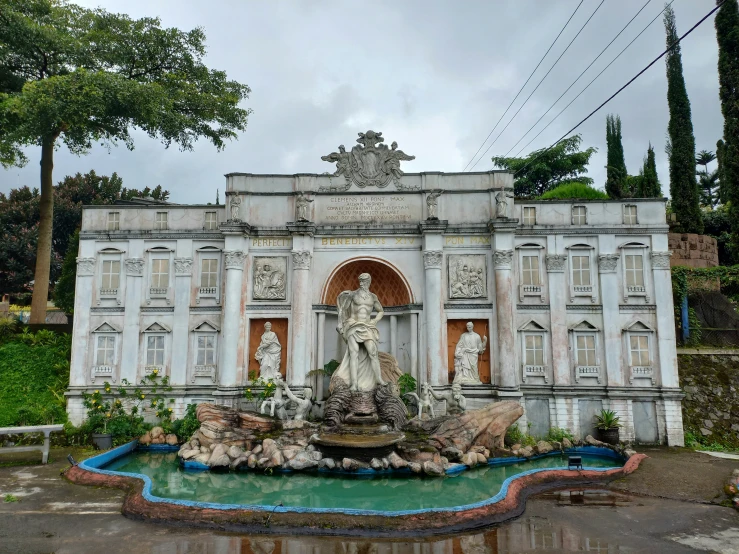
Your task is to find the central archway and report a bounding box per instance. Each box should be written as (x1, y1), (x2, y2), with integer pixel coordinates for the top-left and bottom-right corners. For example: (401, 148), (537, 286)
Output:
(322, 257), (413, 307)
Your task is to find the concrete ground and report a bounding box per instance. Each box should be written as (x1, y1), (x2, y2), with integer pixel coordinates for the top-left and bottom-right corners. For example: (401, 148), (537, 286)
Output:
(0, 446), (738, 553)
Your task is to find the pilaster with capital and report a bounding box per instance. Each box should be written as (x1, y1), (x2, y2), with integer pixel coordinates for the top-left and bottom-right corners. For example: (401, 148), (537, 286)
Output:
(120, 254), (144, 385)
(422, 229), (446, 386)
(69, 256), (96, 386)
(289, 229), (315, 387)
(545, 251), (570, 386)
(651, 249), (679, 390)
(597, 241), (623, 386)
(489, 220), (518, 389)
(171, 256), (193, 385)
(219, 235), (248, 389)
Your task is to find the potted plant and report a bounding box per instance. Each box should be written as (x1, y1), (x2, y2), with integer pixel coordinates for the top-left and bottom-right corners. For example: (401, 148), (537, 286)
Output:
(83, 386), (114, 450)
(594, 409), (622, 445)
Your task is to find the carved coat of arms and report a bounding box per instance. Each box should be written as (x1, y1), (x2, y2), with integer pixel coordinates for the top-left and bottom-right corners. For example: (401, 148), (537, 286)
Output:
(321, 130), (415, 190)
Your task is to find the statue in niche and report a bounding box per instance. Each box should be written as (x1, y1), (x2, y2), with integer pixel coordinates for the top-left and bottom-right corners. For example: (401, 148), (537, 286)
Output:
(495, 190), (513, 219)
(253, 261), (286, 300)
(284, 384), (313, 421)
(255, 322), (282, 380)
(428, 383), (467, 415)
(426, 189), (443, 220)
(333, 273), (387, 392)
(453, 322), (487, 385)
(449, 256), (486, 299)
(295, 192), (313, 222)
(229, 195), (242, 222)
(260, 374), (287, 419)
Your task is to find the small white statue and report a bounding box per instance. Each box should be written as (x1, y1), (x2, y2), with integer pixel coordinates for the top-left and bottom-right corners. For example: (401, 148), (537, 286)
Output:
(284, 384), (313, 421)
(295, 192), (313, 222)
(255, 322), (282, 380)
(428, 383), (467, 415)
(405, 382), (435, 420)
(260, 375), (287, 419)
(426, 190), (443, 220)
(229, 195), (242, 221)
(453, 322), (487, 385)
(495, 190), (512, 219)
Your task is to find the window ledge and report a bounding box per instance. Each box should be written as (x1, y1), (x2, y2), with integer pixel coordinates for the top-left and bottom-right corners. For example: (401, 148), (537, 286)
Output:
(575, 365), (601, 384)
(192, 365), (217, 384)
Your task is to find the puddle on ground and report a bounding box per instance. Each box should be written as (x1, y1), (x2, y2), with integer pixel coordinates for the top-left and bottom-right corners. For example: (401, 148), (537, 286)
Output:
(538, 488), (633, 507)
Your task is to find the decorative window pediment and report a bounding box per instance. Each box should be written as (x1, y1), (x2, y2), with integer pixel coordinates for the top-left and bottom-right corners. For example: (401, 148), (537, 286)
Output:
(197, 245), (222, 252)
(569, 319), (599, 332)
(623, 320), (654, 332)
(143, 322), (172, 333)
(191, 320), (220, 333)
(92, 321), (122, 334)
(518, 319), (548, 332)
(147, 246), (175, 252)
(98, 247), (125, 254)
(617, 241), (649, 250)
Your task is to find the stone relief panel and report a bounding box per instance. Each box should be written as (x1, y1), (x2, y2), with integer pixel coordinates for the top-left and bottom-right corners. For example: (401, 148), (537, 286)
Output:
(124, 258), (144, 276)
(174, 257), (193, 276)
(253, 257), (287, 300)
(76, 257), (95, 276)
(448, 255), (487, 299)
(291, 251), (312, 270)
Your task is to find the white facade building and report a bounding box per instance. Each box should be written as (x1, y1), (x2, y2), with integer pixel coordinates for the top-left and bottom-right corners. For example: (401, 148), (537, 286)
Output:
(67, 132), (683, 445)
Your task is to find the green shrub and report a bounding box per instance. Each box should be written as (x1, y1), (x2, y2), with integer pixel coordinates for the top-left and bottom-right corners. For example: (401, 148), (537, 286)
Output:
(171, 404), (200, 442)
(545, 427), (575, 442)
(505, 425), (537, 447)
(539, 182), (609, 200)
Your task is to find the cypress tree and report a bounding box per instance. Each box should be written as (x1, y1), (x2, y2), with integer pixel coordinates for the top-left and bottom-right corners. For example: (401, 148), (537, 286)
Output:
(664, 5), (703, 233)
(605, 114), (628, 198)
(640, 143), (662, 198)
(717, 139), (728, 204)
(716, 0), (739, 256)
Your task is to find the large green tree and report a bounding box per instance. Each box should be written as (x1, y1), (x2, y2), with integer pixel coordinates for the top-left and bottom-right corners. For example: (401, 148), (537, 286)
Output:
(638, 143), (662, 198)
(663, 5), (703, 233)
(492, 135), (597, 197)
(605, 114), (628, 199)
(0, 0), (251, 323)
(715, 0), (739, 258)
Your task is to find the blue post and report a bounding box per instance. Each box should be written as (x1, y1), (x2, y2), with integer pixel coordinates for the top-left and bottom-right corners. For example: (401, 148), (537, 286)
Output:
(681, 295), (690, 343)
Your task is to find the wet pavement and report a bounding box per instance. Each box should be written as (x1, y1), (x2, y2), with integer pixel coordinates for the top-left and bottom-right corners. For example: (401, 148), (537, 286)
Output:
(1, 448), (739, 553)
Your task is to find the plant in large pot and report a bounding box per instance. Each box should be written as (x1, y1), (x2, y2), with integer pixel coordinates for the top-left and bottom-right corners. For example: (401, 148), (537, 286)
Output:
(594, 409), (622, 445)
(82, 386), (114, 450)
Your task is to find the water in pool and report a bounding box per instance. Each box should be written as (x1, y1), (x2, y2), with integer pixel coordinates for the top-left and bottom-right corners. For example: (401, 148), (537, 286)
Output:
(103, 451), (621, 512)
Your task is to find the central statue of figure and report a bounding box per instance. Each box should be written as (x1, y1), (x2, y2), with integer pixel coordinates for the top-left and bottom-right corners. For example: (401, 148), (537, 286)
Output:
(333, 273), (388, 392)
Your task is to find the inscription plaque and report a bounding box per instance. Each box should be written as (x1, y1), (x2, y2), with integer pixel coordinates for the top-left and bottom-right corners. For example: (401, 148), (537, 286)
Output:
(316, 195), (421, 224)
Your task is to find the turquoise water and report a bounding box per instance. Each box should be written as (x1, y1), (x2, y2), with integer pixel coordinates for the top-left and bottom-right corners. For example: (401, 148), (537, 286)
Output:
(104, 451), (621, 512)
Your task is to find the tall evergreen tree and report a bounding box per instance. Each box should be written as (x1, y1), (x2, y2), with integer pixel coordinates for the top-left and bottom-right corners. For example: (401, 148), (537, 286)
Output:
(639, 143), (662, 198)
(605, 114), (628, 198)
(715, 0), (739, 256)
(717, 139), (729, 204)
(663, 5), (703, 233)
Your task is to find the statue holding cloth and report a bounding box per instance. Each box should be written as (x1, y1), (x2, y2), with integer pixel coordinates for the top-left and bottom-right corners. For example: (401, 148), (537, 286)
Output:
(453, 321), (487, 385)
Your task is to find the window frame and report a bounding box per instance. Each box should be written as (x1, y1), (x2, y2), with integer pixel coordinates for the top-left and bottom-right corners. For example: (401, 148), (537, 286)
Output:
(155, 211), (168, 231)
(522, 206), (536, 226)
(96, 248), (124, 306)
(571, 205), (587, 225)
(146, 247), (174, 305)
(516, 244), (546, 303)
(196, 247), (222, 304)
(518, 320), (549, 384)
(141, 322), (171, 377)
(191, 321), (219, 383)
(90, 322), (122, 383)
(623, 320), (656, 385)
(204, 211), (218, 230)
(623, 204), (638, 225)
(107, 211), (120, 231)
(619, 243), (650, 302)
(566, 244), (597, 304)
(568, 320), (601, 384)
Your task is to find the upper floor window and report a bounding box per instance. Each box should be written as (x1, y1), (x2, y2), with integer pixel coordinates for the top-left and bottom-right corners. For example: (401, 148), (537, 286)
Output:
(572, 206), (587, 225)
(522, 207), (536, 225)
(629, 334), (649, 366)
(197, 335), (216, 366)
(571, 255), (591, 287)
(146, 335), (165, 367)
(101, 260), (120, 290)
(200, 259), (218, 288)
(625, 253), (644, 288)
(155, 212), (168, 230)
(96, 335), (116, 366)
(623, 205), (637, 225)
(569, 320), (601, 384)
(107, 212), (120, 231)
(575, 334), (596, 366)
(151, 259), (170, 289)
(521, 255), (541, 286)
(204, 211), (218, 230)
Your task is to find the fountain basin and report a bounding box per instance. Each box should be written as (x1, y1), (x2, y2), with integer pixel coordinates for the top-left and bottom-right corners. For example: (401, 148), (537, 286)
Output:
(310, 425), (405, 462)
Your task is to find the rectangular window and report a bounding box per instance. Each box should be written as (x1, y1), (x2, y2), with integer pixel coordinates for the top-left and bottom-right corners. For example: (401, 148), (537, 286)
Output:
(572, 206), (587, 225)
(155, 212), (168, 230)
(204, 211), (218, 230)
(146, 335), (165, 366)
(107, 212), (120, 231)
(525, 335), (544, 366)
(571, 255), (591, 286)
(197, 335), (215, 366)
(521, 255), (541, 286)
(624, 205), (637, 225)
(151, 259), (169, 288)
(200, 259), (218, 288)
(630, 335), (650, 366)
(96, 335), (115, 366)
(522, 207), (536, 225)
(625, 254), (644, 287)
(101, 260), (120, 289)
(576, 335), (596, 366)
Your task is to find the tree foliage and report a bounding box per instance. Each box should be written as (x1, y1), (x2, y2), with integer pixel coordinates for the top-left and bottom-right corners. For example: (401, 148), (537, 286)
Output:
(539, 182), (608, 200)
(636, 143), (662, 198)
(0, 0), (251, 322)
(715, 0), (739, 259)
(695, 149), (720, 208)
(492, 135), (597, 197)
(53, 228), (78, 314)
(605, 114), (627, 198)
(663, 5), (703, 233)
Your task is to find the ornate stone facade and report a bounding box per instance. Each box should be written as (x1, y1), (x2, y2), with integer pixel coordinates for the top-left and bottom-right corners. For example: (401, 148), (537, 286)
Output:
(448, 255), (487, 299)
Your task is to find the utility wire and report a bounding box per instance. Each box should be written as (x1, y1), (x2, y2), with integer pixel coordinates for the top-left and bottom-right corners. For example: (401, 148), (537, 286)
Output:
(512, 0), (676, 160)
(468, 0), (606, 172)
(512, 1), (725, 185)
(460, 0), (585, 172)
(501, 0), (654, 159)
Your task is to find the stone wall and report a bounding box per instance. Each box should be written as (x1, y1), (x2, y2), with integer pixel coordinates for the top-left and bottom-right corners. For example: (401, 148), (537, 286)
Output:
(669, 233), (719, 268)
(679, 353), (739, 447)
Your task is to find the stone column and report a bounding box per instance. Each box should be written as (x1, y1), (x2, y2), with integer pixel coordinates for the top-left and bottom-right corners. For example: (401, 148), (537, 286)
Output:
(171, 256), (193, 386)
(390, 314), (398, 359)
(545, 253), (569, 387)
(69, 256), (96, 387)
(288, 223), (316, 388)
(597, 252), (623, 386)
(316, 311), (326, 399)
(420, 220), (447, 386)
(490, 221), (517, 390)
(219, 248), (246, 389)
(410, 312), (419, 381)
(120, 257), (144, 384)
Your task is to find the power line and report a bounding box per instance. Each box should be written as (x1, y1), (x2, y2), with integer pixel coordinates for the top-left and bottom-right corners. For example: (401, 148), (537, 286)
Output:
(460, 0), (585, 172)
(512, 0), (676, 160)
(468, 0), (606, 172)
(501, 0), (654, 159)
(513, 1), (725, 185)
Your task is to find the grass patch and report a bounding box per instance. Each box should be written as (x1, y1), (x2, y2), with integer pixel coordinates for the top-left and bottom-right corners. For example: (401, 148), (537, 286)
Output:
(3, 494), (18, 503)
(539, 182), (609, 200)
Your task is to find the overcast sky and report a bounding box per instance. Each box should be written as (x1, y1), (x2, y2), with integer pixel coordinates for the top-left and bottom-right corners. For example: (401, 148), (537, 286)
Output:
(0, 0), (725, 204)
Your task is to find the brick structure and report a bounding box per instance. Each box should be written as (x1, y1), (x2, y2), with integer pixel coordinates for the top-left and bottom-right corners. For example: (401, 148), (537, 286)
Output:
(668, 233), (719, 268)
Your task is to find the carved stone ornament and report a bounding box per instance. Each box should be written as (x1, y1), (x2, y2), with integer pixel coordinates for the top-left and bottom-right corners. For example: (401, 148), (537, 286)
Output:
(598, 254), (620, 272)
(320, 130), (415, 190)
(174, 257), (193, 275)
(253, 257), (287, 300)
(423, 250), (443, 269)
(493, 249), (514, 269)
(124, 258), (145, 276)
(291, 250), (312, 270)
(651, 251), (672, 269)
(76, 257), (95, 276)
(224, 250), (246, 270)
(228, 195), (242, 222)
(448, 254), (487, 299)
(545, 254), (567, 272)
(495, 190), (513, 219)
